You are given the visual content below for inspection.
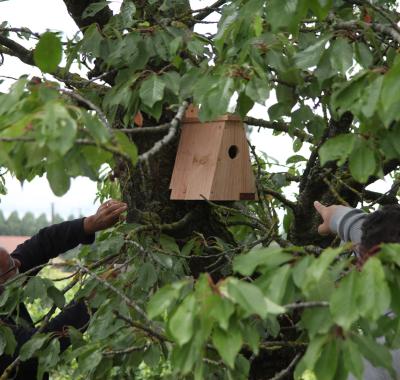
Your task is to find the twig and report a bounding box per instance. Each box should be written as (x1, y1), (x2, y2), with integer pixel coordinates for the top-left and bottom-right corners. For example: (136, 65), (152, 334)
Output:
(284, 301), (329, 310)
(59, 89), (111, 129)
(268, 353), (302, 380)
(138, 101), (189, 163)
(117, 123), (171, 135)
(245, 116), (313, 143)
(323, 177), (350, 206)
(102, 344), (146, 357)
(76, 263), (149, 322)
(114, 311), (169, 343)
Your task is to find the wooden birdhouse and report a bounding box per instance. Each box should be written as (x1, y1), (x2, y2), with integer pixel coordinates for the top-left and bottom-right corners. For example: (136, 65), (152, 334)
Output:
(170, 105), (257, 201)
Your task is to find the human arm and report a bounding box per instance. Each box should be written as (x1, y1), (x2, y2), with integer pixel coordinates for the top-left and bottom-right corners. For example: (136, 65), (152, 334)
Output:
(314, 201), (367, 244)
(11, 200), (127, 273)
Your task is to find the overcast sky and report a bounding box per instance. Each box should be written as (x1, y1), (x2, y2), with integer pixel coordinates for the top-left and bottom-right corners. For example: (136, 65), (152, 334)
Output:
(1, 0), (384, 220)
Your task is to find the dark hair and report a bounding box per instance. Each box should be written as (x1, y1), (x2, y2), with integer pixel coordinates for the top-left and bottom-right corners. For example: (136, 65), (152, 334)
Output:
(361, 204), (400, 252)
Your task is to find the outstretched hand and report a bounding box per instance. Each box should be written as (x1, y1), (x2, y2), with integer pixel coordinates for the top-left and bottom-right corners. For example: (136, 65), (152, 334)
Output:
(84, 200), (127, 234)
(314, 201), (342, 236)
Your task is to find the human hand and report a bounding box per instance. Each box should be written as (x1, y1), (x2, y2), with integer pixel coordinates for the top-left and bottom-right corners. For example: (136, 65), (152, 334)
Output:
(313, 201), (342, 235)
(84, 200), (127, 234)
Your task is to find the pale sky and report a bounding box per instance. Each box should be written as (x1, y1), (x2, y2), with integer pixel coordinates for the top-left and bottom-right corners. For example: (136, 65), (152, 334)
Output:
(0, 0), (387, 219)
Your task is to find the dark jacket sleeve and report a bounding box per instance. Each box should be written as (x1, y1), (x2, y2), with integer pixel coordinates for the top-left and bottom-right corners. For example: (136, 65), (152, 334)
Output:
(10, 218), (95, 273)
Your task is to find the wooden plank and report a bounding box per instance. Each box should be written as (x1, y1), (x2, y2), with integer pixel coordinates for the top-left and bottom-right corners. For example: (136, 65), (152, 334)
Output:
(210, 121), (257, 200)
(170, 123), (224, 200)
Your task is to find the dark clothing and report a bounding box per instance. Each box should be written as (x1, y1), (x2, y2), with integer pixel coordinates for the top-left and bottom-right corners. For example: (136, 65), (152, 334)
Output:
(0, 219), (95, 380)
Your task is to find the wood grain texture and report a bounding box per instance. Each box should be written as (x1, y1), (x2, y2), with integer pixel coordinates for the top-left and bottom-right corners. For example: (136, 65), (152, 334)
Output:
(170, 107), (257, 200)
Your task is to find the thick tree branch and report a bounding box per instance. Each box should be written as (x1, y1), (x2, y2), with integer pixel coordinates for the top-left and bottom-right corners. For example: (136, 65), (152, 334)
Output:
(0, 35), (34, 65)
(62, 0), (113, 30)
(333, 19), (400, 45)
(0, 34), (104, 91)
(193, 0), (227, 21)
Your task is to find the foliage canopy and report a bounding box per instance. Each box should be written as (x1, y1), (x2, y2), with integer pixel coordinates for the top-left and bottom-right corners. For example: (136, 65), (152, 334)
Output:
(2, 0), (400, 379)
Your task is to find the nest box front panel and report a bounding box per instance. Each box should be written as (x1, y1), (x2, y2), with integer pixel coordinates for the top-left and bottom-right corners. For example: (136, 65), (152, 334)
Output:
(210, 121), (257, 200)
(170, 121), (225, 200)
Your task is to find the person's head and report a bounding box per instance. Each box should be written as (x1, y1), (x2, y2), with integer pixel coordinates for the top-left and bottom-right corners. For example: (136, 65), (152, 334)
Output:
(0, 246), (20, 284)
(360, 204), (400, 253)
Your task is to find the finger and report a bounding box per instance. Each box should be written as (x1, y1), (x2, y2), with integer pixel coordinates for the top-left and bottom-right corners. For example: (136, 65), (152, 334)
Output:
(314, 201), (325, 215)
(103, 203), (127, 215)
(102, 206), (128, 225)
(109, 205), (128, 218)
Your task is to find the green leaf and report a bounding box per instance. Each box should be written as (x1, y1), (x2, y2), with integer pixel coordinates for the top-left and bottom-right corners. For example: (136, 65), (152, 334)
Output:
(361, 75), (383, 118)
(266, 0), (306, 33)
(160, 234), (180, 254)
(212, 325), (243, 368)
(233, 247), (292, 276)
(256, 264), (291, 304)
(0, 326), (17, 356)
(379, 244), (400, 266)
(294, 335), (327, 378)
(241, 323), (260, 354)
(349, 141), (377, 183)
(139, 74), (165, 108)
(236, 92), (254, 118)
(343, 340), (364, 379)
(381, 55), (400, 114)
(295, 35), (330, 69)
(82, 1), (110, 19)
(209, 296), (235, 331)
(199, 77), (234, 122)
(147, 282), (185, 319)
(34, 32), (62, 73)
(357, 257), (391, 320)
(314, 339), (339, 380)
(37, 339), (60, 379)
(307, 247), (342, 283)
(245, 77), (269, 104)
(319, 134), (356, 166)
(169, 294), (196, 346)
(114, 131), (138, 164)
(226, 278), (267, 318)
(355, 42), (373, 69)
(286, 154), (307, 164)
(20, 334), (49, 361)
(330, 38), (353, 75)
(46, 160), (71, 196)
(308, 0), (332, 19)
(353, 334), (396, 378)
(301, 307), (333, 338)
(330, 270), (359, 330)
(25, 277), (48, 302)
(47, 286), (65, 308)
(137, 262), (157, 289)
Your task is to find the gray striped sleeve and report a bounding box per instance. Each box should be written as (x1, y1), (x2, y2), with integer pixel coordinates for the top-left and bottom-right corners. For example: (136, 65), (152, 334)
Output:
(329, 207), (367, 245)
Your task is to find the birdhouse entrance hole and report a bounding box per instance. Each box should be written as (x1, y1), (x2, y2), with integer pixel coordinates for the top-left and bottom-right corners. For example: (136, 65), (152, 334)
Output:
(228, 145), (239, 159)
(169, 105), (258, 200)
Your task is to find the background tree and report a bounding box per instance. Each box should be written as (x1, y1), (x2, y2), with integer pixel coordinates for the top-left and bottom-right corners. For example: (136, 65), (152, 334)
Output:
(1, 0), (400, 379)
(20, 211), (38, 236)
(5, 211), (21, 236)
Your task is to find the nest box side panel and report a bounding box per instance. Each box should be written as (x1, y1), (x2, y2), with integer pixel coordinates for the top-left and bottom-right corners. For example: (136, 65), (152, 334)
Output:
(170, 122), (225, 200)
(210, 121), (257, 200)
